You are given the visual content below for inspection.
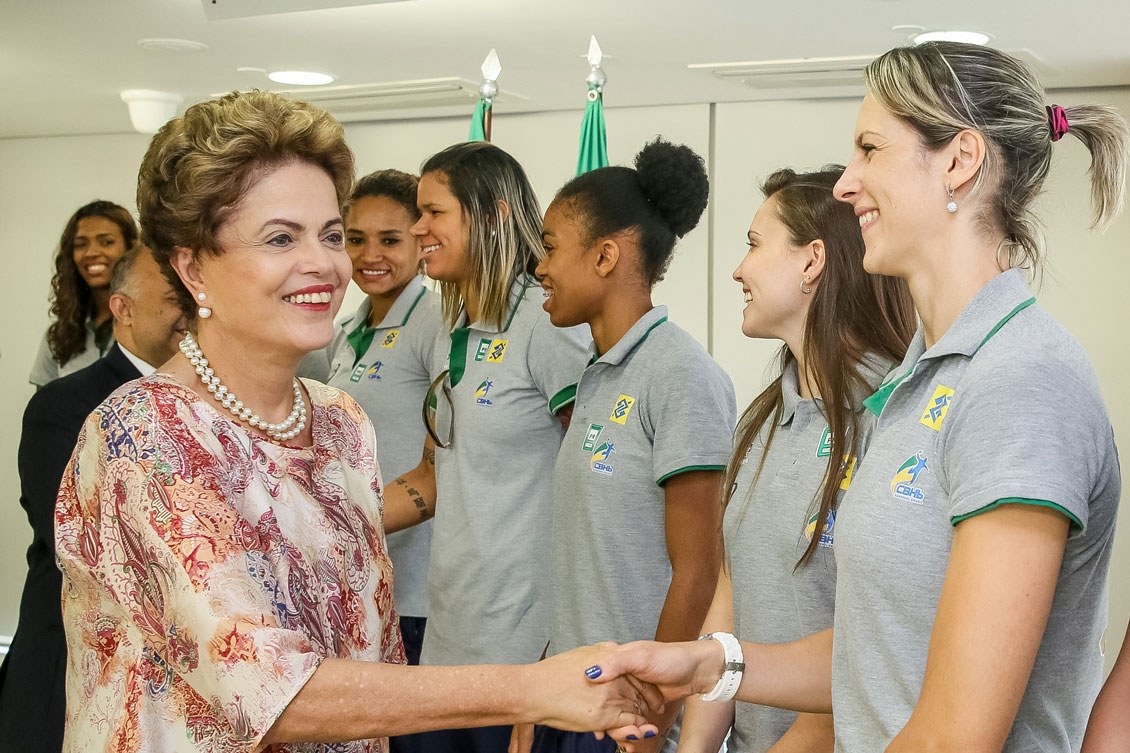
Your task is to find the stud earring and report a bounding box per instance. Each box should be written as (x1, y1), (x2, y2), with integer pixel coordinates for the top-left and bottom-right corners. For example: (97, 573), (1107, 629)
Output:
(196, 291), (212, 319)
(946, 186), (958, 214)
(801, 276), (812, 295)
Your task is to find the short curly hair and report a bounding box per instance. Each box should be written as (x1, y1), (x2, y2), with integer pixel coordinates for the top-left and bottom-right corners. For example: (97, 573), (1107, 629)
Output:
(136, 90), (355, 316)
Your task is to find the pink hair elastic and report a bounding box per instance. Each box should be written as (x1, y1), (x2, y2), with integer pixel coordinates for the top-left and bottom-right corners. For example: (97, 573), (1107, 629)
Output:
(1046, 105), (1069, 142)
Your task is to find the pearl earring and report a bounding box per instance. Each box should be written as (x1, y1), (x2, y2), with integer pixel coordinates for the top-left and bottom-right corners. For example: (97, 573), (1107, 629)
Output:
(801, 276), (812, 295)
(196, 291), (212, 318)
(945, 186), (958, 214)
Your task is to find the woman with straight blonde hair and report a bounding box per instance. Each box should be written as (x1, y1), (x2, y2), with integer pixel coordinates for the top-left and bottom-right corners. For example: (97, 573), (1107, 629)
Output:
(386, 141), (591, 753)
(583, 41), (1128, 753)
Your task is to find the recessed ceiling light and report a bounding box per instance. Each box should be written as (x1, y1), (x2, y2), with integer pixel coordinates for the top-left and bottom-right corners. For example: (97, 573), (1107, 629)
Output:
(138, 38), (208, 53)
(912, 30), (992, 45)
(267, 70), (335, 86)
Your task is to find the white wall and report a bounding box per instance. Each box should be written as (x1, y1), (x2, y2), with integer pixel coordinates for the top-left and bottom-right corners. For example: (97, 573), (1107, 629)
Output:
(1, 92), (1126, 675)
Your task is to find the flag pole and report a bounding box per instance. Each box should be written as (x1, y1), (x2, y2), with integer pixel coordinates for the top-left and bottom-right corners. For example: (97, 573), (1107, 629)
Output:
(577, 36), (609, 175)
(471, 49), (502, 143)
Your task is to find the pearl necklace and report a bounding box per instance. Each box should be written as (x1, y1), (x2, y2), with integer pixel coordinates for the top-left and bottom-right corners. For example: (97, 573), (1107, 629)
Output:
(178, 332), (307, 442)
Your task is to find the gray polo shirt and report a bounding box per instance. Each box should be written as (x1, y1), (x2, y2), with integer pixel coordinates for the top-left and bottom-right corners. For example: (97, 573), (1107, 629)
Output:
(311, 277), (443, 619)
(833, 269), (1120, 752)
(29, 324), (110, 386)
(724, 360), (886, 753)
(548, 306), (735, 655)
(422, 275), (591, 666)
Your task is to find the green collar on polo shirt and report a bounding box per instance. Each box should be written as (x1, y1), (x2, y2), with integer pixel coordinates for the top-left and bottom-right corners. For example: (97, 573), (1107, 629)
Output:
(448, 276), (534, 388)
(587, 305), (669, 368)
(863, 270), (1036, 417)
(344, 277), (428, 364)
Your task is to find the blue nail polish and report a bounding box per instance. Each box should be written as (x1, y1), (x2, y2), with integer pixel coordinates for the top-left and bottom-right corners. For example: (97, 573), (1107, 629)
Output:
(584, 665), (602, 679)
(626, 735), (638, 741)
(644, 731), (657, 739)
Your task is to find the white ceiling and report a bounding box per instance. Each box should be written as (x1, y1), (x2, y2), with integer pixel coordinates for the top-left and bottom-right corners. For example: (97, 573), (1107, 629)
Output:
(3, 0), (1129, 139)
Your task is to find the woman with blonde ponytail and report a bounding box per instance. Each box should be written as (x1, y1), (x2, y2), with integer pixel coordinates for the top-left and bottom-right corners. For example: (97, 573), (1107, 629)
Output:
(586, 42), (1129, 753)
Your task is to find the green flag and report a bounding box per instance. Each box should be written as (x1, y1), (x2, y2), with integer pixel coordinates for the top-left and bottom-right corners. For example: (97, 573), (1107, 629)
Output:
(577, 84), (608, 175)
(469, 98), (491, 142)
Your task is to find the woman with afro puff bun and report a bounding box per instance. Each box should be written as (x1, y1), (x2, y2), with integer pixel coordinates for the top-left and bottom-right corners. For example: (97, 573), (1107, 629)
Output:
(512, 139), (737, 753)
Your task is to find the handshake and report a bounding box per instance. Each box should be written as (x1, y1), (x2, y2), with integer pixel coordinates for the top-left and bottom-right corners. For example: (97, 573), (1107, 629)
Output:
(521, 639), (726, 750)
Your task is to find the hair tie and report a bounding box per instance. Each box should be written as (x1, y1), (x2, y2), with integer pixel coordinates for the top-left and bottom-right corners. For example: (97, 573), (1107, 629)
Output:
(1046, 104), (1069, 142)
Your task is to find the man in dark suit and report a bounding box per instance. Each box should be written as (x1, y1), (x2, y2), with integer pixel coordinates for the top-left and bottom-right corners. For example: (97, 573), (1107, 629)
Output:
(0, 245), (188, 753)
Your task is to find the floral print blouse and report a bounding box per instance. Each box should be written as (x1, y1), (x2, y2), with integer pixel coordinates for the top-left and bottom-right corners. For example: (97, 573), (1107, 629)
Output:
(55, 374), (404, 753)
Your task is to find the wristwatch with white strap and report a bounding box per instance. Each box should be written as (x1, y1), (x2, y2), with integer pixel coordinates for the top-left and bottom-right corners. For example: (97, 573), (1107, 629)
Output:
(697, 631), (745, 702)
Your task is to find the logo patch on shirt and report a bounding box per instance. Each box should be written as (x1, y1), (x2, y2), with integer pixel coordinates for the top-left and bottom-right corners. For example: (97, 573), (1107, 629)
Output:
(890, 452), (929, 504)
(475, 338), (491, 361)
(486, 339), (508, 363)
(609, 394), (636, 425)
(817, 427), (833, 457)
(349, 363), (367, 382)
(474, 379), (495, 405)
(591, 442), (616, 475)
(582, 423), (604, 452)
(366, 361), (383, 380)
(804, 509), (836, 547)
(919, 384), (955, 430)
(381, 330), (401, 349)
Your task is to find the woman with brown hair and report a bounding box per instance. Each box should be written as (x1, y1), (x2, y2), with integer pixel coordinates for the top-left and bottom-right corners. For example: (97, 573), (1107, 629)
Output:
(30, 200), (138, 386)
(676, 165), (913, 753)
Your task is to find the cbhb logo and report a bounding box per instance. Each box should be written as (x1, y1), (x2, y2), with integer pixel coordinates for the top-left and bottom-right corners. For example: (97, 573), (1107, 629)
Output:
(474, 379), (494, 405)
(609, 394), (636, 425)
(919, 384), (955, 430)
(591, 442), (615, 475)
(890, 452), (929, 503)
(366, 362), (383, 380)
(804, 509), (836, 547)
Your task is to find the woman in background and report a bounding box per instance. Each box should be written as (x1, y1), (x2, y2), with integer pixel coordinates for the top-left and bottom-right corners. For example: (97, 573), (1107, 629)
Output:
(30, 199), (138, 386)
(676, 166), (913, 753)
(305, 168), (445, 753)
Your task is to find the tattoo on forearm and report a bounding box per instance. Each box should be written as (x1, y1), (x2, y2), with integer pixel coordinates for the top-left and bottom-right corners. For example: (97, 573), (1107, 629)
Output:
(392, 477), (429, 520)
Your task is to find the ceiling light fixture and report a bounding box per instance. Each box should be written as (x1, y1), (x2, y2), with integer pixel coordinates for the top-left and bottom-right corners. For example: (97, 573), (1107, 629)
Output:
(690, 55), (877, 91)
(120, 90), (183, 134)
(267, 70), (335, 86)
(912, 30), (992, 45)
(137, 38), (207, 53)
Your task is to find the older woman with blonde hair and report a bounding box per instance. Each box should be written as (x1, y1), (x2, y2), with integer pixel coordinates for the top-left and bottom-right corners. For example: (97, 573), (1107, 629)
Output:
(54, 90), (658, 753)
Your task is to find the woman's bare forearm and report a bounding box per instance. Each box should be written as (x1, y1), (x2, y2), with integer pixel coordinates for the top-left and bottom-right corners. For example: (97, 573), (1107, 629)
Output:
(383, 440), (436, 534)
